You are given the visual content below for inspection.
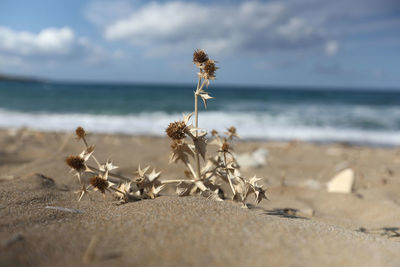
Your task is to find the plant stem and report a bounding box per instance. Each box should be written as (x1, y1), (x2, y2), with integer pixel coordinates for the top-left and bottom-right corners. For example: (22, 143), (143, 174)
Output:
(223, 152), (236, 196)
(108, 186), (127, 195)
(81, 137), (102, 168)
(87, 164), (131, 181)
(194, 76), (202, 180)
(185, 162), (198, 179)
(160, 179), (196, 184)
(183, 161), (207, 191)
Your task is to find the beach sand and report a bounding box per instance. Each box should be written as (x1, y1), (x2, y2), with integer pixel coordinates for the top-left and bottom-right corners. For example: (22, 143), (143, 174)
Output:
(1, 128), (400, 266)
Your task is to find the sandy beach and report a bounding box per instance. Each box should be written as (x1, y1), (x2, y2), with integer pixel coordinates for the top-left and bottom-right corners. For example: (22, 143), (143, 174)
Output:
(1, 128), (400, 266)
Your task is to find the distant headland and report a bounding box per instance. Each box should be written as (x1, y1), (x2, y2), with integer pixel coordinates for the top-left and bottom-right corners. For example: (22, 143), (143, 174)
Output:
(0, 73), (44, 83)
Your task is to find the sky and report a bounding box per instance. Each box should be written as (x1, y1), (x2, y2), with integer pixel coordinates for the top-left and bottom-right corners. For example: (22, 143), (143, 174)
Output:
(0, 0), (399, 89)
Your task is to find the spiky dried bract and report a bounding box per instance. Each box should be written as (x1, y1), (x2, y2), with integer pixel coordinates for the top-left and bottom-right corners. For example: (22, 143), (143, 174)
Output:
(90, 176), (109, 194)
(135, 166), (165, 199)
(66, 155), (85, 172)
(86, 145), (95, 153)
(75, 126), (86, 139)
(193, 49), (209, 65)
(203, 59), (217, 80)
(166, 121), (187, 140)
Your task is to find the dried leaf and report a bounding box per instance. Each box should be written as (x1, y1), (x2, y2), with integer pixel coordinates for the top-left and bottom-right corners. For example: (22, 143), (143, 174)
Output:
(170, 142), (195, 164)
(148, 184), (166, 199)
(193, 134), (207, 160)
(254, 186), (268, 204)
(99, 160), (118, 172)
(116, 182), (132, 200)
(79, 147), (94, 161)
(136, 165), (150, 178)
(182, 113), (193, 125)
(201, 189), (223, 201)
(248, 176), (268, 204)
(148, 169), (162, 182)
(176, 181), (198, 196)
(199, 92), (214, 109)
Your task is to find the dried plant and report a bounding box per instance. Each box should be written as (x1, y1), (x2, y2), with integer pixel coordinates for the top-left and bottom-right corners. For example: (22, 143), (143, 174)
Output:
(65, 49), (267, 206)
(164, 49), (267, 205)
(65, 127), (164, 203)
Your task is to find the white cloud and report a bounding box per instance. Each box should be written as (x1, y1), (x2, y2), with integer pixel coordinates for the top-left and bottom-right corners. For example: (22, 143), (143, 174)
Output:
(0, 26), (105, 63)
(102, 1), (324, 55)
(0, 27), (74, 56)
(85, 0), (399, 58)
(85, 0), (136, 27)
(325, 41), (339, 56)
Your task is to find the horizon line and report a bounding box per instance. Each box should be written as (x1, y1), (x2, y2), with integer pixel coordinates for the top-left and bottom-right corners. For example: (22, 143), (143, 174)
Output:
(1, 72), (399, 92)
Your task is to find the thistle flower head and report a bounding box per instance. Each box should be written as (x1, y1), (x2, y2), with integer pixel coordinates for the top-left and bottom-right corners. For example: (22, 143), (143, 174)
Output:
(203, 59), (218, 80)
(221, 141), (230, 153)
(193, 49), (209, 65)
(228, 127), (236, 135)
(75, 126), (86, 139)
(226, 126), (240, 139)
(211, 129), (218, 136)
(90, 176), (109, 194)
(66, 155), (85, 172)
(166, 121), (187, 140)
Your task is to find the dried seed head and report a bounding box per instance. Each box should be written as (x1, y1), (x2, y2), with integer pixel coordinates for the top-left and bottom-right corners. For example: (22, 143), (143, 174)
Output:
(193, 49), (209, 65)
(75, 126), (86, 139)
(211, 129), (218, 136)
(228, 126), (236, 135)
(65, 156), (85, 172)
(166, 121), (187, 140)
(90, 176), (109, 193)
(221, 142), (230, 152)
(203, 59), (217, 80)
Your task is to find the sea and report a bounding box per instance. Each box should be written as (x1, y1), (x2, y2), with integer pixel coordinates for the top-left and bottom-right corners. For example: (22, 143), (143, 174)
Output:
(0, 81), (399, 146)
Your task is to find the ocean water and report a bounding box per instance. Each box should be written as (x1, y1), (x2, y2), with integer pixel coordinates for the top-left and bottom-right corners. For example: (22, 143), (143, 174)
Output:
(0, 81), (400, 146)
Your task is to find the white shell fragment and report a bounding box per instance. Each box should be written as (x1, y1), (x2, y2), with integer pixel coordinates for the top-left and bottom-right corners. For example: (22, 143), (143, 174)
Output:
(327, 168), (354, 193)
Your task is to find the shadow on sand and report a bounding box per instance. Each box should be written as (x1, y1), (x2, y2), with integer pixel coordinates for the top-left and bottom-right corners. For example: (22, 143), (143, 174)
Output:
(358, 227), (400, 238)
(246, 204), (309, 220)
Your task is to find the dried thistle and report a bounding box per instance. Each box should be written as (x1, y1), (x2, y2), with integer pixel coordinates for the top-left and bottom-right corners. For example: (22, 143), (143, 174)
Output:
(203, 59), (217, 80)
(63, 48), (267, 207)
(226, 126), (240, 139)
(90, 176), (109, 194)
(166, 121), (187, 140)
(221, 142), (230, 153)
(66, 155), (86, 173)
(193, 49), (209, 65)
(75, 126), (86, 139)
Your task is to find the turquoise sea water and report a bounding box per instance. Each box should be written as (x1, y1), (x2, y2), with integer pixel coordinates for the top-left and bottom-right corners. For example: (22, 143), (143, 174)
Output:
(0, 81), (400, 146)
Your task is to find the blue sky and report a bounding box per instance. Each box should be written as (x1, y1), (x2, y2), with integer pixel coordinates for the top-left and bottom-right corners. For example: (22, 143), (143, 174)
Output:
(0, 0), (399, 88)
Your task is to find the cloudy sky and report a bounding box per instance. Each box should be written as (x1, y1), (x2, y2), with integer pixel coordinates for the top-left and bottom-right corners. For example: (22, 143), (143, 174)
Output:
(0, 0), (399, 88)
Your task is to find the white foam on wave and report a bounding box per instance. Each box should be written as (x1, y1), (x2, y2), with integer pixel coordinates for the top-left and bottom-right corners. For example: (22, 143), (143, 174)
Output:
(0, 109), (399, 146)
